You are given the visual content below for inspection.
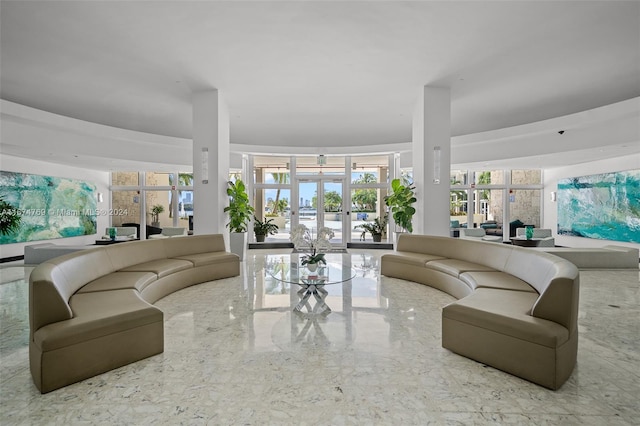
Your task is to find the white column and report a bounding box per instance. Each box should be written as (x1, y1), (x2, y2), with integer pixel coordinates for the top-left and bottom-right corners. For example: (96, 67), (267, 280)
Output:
(412, 86), (451, 236)
(192, 89), (230, 243)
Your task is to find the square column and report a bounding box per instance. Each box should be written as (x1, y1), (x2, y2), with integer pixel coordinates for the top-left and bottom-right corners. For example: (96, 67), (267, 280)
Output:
(412, 86), (451, 236)
(193, 90), (230, 242)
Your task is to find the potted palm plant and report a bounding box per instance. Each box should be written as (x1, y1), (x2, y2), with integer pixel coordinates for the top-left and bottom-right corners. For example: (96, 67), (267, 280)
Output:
(253, 216), (279, 242)
(384, 178), (416, 239)
(224, 180), (255, 260)
(149, 204), (164, 228)
(355, 214), (388, 242)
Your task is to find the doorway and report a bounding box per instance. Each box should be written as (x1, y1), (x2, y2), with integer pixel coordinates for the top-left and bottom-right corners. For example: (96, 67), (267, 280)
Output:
(296, 177), (347, 248)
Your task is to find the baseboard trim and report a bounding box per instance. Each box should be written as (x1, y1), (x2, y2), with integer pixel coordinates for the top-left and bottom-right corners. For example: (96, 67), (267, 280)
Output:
(347, 242), (393, 250)
(1, 255), (24, 264)
(248, 242), (294, 250)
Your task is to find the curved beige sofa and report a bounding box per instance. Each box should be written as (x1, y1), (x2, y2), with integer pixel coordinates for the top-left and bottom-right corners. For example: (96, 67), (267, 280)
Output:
(29, 234), (239, 393)
(381, 234), (580, 390)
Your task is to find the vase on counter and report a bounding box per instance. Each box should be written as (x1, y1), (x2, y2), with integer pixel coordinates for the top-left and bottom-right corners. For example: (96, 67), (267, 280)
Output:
(525, 226), (534, 240)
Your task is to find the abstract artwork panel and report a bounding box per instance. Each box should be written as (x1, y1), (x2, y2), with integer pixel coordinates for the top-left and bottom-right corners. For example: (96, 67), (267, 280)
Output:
(0, 171), (97, 244)
(557, 170), (640, 243)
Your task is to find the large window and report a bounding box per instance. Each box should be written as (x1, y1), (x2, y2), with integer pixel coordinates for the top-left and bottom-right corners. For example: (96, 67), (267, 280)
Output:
(351, 155), (389, 243)
(509, 189), (541, 228)
(110, 171), (193, 238)
(449, 169), (542, 234)
(252, 156), (292, 242)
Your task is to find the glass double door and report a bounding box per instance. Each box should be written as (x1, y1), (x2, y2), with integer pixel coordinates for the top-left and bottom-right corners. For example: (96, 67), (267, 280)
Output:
(296, 178), (347, 247)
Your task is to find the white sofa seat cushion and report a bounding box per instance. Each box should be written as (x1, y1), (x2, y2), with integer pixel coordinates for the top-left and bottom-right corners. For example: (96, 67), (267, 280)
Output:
(379, 252), (447, 267)
(35, 290), (162, 352)
(426, 258), (496, 278)
(516, 228), (555, 247)
(443, 288), (569, 348)
(461, 228), (485, 238)
(172, 252), (242, 267)
(460, 228), (502, 243)
(77, 272), (158, 294)
(149, 227), (188, 239)
(460, 271), (537, 293)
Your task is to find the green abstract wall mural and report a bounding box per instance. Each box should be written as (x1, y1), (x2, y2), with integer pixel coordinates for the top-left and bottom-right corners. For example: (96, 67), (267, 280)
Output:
(557, 169), (640, 243)
(0, 171), (97, 244)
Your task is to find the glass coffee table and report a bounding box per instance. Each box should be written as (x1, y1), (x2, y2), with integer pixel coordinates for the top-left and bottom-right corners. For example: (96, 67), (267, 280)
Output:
(266, 254), (356, 314)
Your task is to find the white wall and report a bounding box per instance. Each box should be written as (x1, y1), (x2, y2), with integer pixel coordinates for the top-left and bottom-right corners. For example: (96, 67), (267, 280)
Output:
(544, 155), (640, 249)
(0, 155), (110, 259)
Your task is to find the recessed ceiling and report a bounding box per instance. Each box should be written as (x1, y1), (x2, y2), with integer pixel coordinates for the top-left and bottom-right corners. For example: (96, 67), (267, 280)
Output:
(1, 1), (639, 170)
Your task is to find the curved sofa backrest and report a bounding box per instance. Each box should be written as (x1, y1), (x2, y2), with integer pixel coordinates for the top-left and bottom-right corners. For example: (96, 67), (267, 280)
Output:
(397, 234), (512, 271)
(29, 248), (115, 335)
(502, 247), (579, 331)
(163, 234), (226, 258)
(104, 239), (168, 270)
(395, 233), (580, 331)
(29, 234), (231, 336)
(531, 260), (580, 333)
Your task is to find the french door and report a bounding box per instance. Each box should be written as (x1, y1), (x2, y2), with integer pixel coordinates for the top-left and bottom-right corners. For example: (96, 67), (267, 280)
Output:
(295, 177), (347, 248)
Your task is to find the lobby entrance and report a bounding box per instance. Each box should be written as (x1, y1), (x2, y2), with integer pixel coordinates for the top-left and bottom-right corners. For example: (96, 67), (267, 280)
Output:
(250, 154), (393, 247)
(295, 177), (347, 248)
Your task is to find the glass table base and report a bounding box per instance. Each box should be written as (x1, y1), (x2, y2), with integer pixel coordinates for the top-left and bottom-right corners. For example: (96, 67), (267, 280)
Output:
(295, 284), (331, 314)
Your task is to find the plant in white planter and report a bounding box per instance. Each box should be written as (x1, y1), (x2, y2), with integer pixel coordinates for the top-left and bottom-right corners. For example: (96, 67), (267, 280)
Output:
(224, 180), (255, 260)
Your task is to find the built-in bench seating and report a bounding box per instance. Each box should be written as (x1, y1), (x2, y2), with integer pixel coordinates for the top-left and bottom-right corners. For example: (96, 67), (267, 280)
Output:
(537, 245), (638, 269)
(29, 234), (239, 393)
(381, 234), (580, 390)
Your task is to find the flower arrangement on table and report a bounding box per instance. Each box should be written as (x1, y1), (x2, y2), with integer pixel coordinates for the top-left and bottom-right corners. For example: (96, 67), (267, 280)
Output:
(290, 224), (334, 267)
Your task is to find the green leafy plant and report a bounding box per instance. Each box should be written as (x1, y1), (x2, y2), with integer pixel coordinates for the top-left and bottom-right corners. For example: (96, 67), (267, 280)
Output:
(253, 215), (279, 241)
(224, 180), (255, 233)
(0, 197), (21, 236)
(384, 178), (416, 233)
(355, 214), (388, 240)
(150, 204), (165, 224)
(300, 252), (326, 266)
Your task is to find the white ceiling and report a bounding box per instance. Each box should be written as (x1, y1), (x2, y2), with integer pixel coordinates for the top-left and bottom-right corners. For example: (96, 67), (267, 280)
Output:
(1, 1), (639, 170)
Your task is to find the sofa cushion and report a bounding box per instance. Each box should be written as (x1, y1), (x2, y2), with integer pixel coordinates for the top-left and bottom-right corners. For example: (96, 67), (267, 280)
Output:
(34, 289), (162, 351)
(119, 258), (193, 278)
(104, 239), (168, 271)
(443, 288), (569, 347)
(426, 259), (495, 278)
(172, 252), (240, 267)
(461, 228), (486, 238)
(460, 271), (537, 293)
(163, 234), (227, 258)
(77, 271), (158, 294)
(381, 252), (447, 267)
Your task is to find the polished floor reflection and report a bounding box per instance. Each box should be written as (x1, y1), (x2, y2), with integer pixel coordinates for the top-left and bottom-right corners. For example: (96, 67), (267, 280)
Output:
(1, 249), (639, 425)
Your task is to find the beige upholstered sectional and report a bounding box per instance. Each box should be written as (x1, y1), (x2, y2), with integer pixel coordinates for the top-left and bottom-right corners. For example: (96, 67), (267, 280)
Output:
(381, 234), (580, 390)
(29, 234), (239, 393)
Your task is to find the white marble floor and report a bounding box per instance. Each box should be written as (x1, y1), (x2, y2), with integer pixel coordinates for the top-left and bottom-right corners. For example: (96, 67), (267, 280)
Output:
(1, 249), (638, 425)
